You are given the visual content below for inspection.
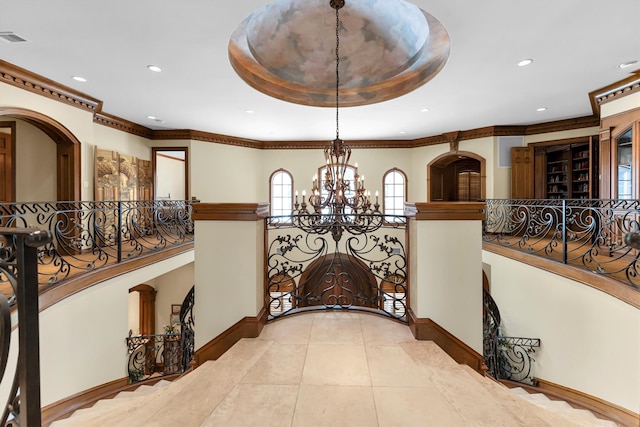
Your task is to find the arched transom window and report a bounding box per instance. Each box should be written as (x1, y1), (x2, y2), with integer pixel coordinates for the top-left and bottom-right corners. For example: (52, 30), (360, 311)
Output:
(383, 168), (407, 219)
(270, 169), (293, 220)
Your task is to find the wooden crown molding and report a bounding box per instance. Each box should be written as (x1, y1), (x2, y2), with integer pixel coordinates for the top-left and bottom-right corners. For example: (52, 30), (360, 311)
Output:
(589, 68), (640, 115)
(94, 112), (153, 138)
(0, 59), (101, 113)
(192, 203), (270, 221)
(0, 59), (600, 149)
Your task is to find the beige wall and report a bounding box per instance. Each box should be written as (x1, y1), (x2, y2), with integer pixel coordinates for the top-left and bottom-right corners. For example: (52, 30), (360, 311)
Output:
(37, 251), (193, 406)
(148, 262), (195, 333)
(411, 219), (483, 353)
(155, 155), (186, 200)
(14, 118), (57, 202)
(194, 219), (264, 349)
(482, 250), (639, 412)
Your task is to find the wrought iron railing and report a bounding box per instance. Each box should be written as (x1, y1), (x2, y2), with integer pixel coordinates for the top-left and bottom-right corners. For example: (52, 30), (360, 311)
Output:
(483, 288), (540, 385)
(483, 199), (640, 289)
(265, 213), (408, 321)
(179, 286), (195, 373)
(126, 333), (182, 383)
(126, 285), (195, 383)
(0, 200), (194, 305)
(0, 227), (52, 427)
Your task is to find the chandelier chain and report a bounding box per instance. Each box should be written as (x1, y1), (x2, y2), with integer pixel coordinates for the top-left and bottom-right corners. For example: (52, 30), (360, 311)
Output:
(335, 5), (340, 140)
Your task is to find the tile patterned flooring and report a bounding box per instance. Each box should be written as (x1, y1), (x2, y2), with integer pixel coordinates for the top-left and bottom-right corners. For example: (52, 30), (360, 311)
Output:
(52, 312), (610, 427)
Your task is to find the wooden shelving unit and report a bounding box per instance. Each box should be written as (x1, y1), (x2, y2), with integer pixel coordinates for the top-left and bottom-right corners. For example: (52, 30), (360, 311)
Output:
(512, 136), (598, 199)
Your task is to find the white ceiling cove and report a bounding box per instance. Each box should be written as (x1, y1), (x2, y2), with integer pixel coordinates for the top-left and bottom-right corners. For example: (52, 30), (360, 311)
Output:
(0, 0), (638, 142)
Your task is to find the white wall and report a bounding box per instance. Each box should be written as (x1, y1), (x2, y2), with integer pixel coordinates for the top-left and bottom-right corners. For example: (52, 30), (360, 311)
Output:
(482, 250), (640, 412)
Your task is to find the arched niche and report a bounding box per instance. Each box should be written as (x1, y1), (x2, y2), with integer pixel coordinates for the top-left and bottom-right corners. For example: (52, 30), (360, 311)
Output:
(0, 107), (81, 201)
(427, 151), (486, 202)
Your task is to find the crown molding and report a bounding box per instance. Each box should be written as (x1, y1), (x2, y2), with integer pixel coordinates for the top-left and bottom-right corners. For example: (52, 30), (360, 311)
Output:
(152, 129), (264, 149)
(589, 69), (640, 116)
(94, 112), (153, 138)
(0, 59), (600, 150)
(0, 59), (102, 113)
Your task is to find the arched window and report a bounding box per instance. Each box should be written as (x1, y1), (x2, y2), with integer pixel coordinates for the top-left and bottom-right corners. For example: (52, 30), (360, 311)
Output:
(383, 168), (407, 220)
(270, 169), (293, 220)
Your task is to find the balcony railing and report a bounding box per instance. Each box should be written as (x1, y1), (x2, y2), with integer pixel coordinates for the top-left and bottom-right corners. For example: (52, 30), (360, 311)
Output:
(483, 199), (640, 290)
(0, 200), (195, 305)
(265, 214), (408, 321)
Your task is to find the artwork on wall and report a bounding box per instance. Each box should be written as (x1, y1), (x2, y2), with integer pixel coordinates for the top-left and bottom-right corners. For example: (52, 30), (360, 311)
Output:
(94, 148), (153, 201)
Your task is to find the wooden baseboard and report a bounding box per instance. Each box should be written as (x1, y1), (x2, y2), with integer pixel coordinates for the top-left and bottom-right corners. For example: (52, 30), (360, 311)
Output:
(407, 308), (486, 374)
(192, 306), (267, 367)
(40, 374), (181, 427)
(501, 378), (639, 427)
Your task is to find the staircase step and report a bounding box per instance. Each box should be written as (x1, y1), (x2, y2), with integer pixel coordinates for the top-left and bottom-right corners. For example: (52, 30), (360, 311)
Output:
(53, 339), (274, 427)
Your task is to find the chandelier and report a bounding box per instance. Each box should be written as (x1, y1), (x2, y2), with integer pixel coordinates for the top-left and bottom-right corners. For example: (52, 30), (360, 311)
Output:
(292, 0), (383, 242)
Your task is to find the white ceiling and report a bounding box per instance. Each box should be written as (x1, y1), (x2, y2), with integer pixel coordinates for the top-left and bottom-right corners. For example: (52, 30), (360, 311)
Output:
(0, 0), (638, 142)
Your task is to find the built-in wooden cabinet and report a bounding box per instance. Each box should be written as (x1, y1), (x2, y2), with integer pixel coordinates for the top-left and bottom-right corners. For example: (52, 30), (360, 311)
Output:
(511, 136), (598, 199)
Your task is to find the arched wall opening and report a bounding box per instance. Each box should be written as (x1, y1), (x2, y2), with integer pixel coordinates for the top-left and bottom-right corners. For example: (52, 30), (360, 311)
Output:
(0, 107), (81, 202)
(427, 150), (486, 202)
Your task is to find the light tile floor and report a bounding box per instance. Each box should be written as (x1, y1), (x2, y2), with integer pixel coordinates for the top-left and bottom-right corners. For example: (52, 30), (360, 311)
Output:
(53, 311), (609, 427)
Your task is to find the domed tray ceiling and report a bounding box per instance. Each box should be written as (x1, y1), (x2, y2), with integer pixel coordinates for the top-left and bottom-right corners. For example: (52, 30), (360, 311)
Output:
(229, 0), (450, 107)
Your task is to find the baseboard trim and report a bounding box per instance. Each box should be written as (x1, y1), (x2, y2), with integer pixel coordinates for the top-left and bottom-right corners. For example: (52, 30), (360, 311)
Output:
(192, 306), (268, 367)
(501, 378), (639, 427)
(41, 374), (181, 426)
(407, 309), (486, 374)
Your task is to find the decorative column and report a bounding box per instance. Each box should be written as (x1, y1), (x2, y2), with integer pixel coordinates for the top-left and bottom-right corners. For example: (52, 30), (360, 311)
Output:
(190, 203), (269, 365)
(405, 201), (485, 372)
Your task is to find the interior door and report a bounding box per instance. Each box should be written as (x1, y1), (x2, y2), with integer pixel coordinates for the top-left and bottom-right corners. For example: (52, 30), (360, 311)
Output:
(0, 133), (14, 203)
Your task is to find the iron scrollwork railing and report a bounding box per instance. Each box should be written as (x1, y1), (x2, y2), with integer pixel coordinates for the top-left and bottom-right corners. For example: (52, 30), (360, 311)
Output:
(126, 285), (194, 383)
(483, 198), (640, 289)
(0, 227), (52, 427)
(0, 200), (194, 305)
(126, 333), (182, 383)
(266, 214), (408, 321)
(179, 286), (194, 373)
(483, 288), (540, 385)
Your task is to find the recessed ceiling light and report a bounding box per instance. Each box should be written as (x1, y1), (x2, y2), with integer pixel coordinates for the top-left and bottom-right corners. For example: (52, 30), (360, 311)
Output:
(536, 107), (547, 112)
(147, 115), (165, 122)
(147, 65), (162, 72)
(420, 108), (430, 113)
(618, 60), (638, 69)
(245, 110), (255, 114)
(399, 131), (407, 135)
(72, 76), (87, 82)
(517, 59), (533, 67)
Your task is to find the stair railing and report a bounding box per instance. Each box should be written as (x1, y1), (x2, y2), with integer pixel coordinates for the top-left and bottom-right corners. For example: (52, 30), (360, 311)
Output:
(0, 227), (52, 427)
(483, 288), (541, 385)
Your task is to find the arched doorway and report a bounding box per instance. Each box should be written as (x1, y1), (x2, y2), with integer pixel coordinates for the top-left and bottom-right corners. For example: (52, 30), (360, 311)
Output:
(0, 107), (81, 202)
(129, 284), (157, 336)
(427, 151), (486, 201)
